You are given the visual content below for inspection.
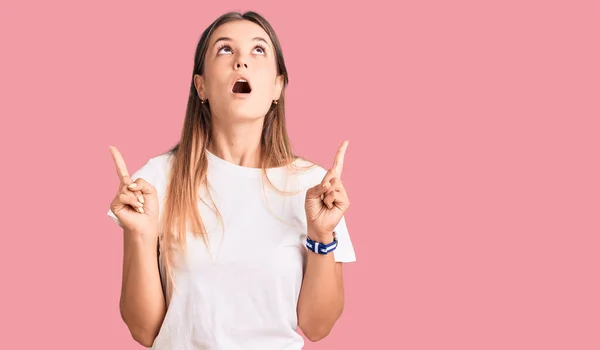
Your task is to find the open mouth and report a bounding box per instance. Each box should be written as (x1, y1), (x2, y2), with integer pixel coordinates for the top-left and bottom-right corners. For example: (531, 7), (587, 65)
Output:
(232, 79), (252, 94)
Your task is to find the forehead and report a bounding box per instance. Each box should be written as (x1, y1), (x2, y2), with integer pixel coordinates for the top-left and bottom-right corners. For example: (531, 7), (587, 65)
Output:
(210, 20), (272, 45)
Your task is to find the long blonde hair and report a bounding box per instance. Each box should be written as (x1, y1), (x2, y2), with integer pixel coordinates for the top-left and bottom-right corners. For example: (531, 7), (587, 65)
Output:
(158, 11), (309, 304)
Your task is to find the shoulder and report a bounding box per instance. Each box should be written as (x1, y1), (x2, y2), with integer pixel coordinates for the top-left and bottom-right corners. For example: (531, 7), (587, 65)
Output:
(146, 152), (174, 173)
(131, 152), (174, 185)
(289, 156), (329, 188)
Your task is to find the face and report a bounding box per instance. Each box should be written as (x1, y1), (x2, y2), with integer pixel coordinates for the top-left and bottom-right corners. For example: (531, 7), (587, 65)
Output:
(194, 20), (284, 122)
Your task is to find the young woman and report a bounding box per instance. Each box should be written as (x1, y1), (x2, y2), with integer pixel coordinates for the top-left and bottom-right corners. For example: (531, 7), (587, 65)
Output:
(107, 11), (356, 350)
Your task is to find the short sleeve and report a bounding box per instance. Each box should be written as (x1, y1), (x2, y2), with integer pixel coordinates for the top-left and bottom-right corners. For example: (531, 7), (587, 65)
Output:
(107, 157), (159, 228)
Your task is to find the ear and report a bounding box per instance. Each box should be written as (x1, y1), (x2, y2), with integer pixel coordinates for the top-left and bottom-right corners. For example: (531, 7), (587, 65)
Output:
(272, 74), (284, 101)
(193, 74), (206, 100)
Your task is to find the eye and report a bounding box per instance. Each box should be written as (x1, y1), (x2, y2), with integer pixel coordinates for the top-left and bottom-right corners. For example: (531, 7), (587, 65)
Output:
(217, 45), (233, 55)
(253, 45), (266, 55)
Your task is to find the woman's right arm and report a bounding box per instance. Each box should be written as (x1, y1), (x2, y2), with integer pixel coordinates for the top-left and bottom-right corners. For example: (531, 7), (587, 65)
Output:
(119, 229), (165, 348)
(109, 146), (166, 348)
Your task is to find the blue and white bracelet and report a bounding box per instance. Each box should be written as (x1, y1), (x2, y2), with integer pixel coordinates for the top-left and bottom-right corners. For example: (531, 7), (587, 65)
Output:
(306, 234), (338, 255)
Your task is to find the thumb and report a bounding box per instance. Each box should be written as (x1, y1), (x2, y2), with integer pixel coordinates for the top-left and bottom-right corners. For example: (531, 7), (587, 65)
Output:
(128, 178), (156, 196)
(307, 182), (331, 199)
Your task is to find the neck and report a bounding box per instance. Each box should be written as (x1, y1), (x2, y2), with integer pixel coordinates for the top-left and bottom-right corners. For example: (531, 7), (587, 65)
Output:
(208, 118), (264, 168)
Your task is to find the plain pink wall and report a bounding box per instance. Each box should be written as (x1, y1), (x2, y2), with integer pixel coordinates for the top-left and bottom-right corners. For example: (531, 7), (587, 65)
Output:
(1, 0), (599, 349)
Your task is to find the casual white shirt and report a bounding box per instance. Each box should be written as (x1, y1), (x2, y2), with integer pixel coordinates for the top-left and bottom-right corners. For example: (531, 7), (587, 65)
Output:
(108, 150), (356, 349)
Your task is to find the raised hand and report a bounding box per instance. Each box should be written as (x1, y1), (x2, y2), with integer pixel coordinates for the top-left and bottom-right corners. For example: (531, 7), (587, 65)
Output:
(109, 146), (159, 239)
(304, 141), (351, 242)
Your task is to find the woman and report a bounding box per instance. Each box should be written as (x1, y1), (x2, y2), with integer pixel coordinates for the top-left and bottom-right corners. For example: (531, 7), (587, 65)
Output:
(107, 11), (356, 349)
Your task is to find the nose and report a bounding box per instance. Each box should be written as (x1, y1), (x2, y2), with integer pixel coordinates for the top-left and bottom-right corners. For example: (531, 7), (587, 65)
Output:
(234, 58), (248, 70)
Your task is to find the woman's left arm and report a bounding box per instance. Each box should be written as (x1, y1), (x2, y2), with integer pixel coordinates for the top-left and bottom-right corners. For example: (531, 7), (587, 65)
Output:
(297, 230), (345, 342)
(297, 141), (350, 342)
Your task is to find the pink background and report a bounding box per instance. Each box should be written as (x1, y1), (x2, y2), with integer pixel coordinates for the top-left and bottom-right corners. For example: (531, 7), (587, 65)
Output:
(2, 0), (599, 349)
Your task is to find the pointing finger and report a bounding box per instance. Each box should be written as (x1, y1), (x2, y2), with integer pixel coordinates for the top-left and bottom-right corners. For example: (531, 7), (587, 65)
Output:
(332, 140), (349, 176)
(109, 146), (130, 181)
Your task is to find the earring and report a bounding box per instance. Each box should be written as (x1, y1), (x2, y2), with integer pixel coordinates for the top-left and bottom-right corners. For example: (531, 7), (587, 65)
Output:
(201, 99), (206, 104)
(273, 100), (278, 105)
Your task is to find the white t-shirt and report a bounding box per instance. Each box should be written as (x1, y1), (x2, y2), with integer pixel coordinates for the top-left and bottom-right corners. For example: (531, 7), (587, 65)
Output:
(107, 149), (356, 349)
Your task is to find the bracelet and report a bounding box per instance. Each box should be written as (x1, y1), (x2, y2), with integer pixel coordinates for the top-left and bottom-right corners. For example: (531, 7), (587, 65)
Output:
(306, 233), (338, 255)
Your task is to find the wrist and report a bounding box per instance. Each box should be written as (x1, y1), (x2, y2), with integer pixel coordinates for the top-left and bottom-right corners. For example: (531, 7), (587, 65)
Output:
(127, 228), (159, 248)
(307, 229), (336, 244)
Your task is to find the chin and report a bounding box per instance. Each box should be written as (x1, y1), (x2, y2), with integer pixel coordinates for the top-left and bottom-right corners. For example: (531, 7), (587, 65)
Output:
(233, 113), (264, 122)
(227, 104), (272, 122)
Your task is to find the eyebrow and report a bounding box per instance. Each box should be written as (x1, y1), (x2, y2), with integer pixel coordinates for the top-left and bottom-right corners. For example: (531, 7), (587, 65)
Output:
(212, 36), (270, 48)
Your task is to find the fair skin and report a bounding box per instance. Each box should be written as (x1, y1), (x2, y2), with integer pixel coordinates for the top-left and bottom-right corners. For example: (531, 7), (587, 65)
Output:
(109, 146), (164, 347)
(193, 20), (284, 167)
(298, 141), (350, 341)
(109, 19), (350, 346)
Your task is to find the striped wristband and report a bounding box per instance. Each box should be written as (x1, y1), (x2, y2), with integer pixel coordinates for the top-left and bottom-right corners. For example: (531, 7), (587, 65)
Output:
(306, 234), (338, 255)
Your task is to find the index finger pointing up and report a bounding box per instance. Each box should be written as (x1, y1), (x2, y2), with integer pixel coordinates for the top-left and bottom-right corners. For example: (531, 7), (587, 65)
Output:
(109, 146), (130, 180)
(332, 140), (349, 176)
